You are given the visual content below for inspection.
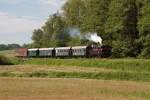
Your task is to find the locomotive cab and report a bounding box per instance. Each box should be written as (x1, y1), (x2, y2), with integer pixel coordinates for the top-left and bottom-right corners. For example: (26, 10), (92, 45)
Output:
(87, 43), (101, 57)
(101, 45), (112, 58)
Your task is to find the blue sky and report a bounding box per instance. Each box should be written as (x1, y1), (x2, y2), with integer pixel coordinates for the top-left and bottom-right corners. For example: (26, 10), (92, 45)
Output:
(0, 0), (66, 45)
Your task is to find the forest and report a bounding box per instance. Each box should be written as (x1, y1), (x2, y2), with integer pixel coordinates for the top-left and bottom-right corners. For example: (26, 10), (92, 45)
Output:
(31, 0), (150, 58)
(0, 44), (21, 51)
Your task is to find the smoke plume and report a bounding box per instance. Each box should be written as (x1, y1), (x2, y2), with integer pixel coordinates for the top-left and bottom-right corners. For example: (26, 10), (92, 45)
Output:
(86, 33), (102, 45)
(68, 27), (81, 37)
(68, 28), (102, 45)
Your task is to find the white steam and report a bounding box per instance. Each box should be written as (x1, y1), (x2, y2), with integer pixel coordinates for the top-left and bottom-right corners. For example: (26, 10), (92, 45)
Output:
(86, 33), (102, 45)
(68, 28), (81, 37)
(68, 28), (103, 45)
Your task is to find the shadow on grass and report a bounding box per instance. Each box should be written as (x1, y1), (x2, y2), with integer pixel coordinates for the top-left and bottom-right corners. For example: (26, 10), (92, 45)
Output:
(0, 55), (13, 65)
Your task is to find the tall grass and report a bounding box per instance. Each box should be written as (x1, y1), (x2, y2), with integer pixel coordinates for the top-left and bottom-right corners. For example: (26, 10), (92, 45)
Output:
(0, 71), (150, 82)
(21, 58), (150, 72)
(1, 58), (150, 81)
(0, 55), (13, 65)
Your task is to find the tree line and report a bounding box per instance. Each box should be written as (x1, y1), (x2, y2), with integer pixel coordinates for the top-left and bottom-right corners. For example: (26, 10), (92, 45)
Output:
(31, 0), (150, 58)
(0, 44), (21, 51)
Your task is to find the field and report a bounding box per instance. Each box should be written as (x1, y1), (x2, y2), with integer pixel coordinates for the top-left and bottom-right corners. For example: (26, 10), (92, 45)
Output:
(0, 50), (150, 100)
(0, 50), (15, 58)
(0, 58), (149, 81)
(0, 78), (150, 100)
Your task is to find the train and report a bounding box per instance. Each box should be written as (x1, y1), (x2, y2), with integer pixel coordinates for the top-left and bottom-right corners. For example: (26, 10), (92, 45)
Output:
(16, 44), (112, 58)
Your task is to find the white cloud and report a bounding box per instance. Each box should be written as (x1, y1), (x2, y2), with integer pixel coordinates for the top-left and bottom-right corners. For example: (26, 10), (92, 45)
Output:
(41, 0), (67, 9)
(43, 0), (66, 5)
(0, 11), (43, 33)
(0, 0), (67, 44)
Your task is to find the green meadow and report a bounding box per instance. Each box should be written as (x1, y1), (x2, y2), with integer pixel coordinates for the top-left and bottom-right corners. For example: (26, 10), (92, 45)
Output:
(0, 50), (150, 100)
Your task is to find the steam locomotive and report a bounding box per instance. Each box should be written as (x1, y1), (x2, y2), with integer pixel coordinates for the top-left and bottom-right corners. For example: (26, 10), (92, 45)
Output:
(16, 44), (112, 58)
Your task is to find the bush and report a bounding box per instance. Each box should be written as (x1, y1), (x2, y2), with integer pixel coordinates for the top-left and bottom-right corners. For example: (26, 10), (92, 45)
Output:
(0, 55), (13, 65)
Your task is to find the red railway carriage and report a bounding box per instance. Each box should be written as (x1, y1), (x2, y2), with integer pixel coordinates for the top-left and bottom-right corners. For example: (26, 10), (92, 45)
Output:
(15, 48), (28, 58)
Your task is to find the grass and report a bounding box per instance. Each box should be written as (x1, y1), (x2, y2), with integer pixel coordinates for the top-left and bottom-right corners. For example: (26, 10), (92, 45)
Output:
(0, 71), (150, 81)
(1, 50), (150, 72)
(0, 55), (13, 65)
(0, 50), (15, 58)
(21, 58), (150, 72)
(0, 58), (150, 81)
(0, 50), (16, 65)
(0, 50), (150, 81)
(0, 51), (150, 99)
(0, 65), (116, 73)
(0, 78), (150, 100)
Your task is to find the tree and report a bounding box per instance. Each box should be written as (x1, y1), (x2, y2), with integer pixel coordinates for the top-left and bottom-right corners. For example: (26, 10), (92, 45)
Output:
(0, 44), (8, 51)
(32, 29), (43, 48)
(104, 0), (139, 57)
(81, 0), (111, 34)
(67, 36), (81, 46)
(42, 16), (55, 47)
(7, 44), (20, 49)
(30, 0), (149, 58)
(50, 14), (71, 47)
(0, 44), (21, 51)
(32, 14), (71, 47)
(63, 0), (85, 27)
(138, 0), (150, 58)
(63, 0), (111, 34)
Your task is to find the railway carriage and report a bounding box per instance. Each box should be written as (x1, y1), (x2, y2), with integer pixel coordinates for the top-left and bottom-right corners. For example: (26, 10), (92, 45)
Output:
(72, 46), (87, 57)
(39, 48), (55, 57)
(15, 48), (28, 58)
(55, 47), (71, 57)
(28, 48), (39, 57)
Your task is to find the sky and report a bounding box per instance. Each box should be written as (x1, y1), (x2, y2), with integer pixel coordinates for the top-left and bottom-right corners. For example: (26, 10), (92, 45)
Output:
(0, 0), (66, 45)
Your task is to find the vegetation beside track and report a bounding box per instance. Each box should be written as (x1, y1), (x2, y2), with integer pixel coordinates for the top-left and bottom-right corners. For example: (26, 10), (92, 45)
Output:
(0, 58), (150, 82)
(21, 58), (150, 72)
(0, 50), (150, 81)
(0, 55), (13, 65)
